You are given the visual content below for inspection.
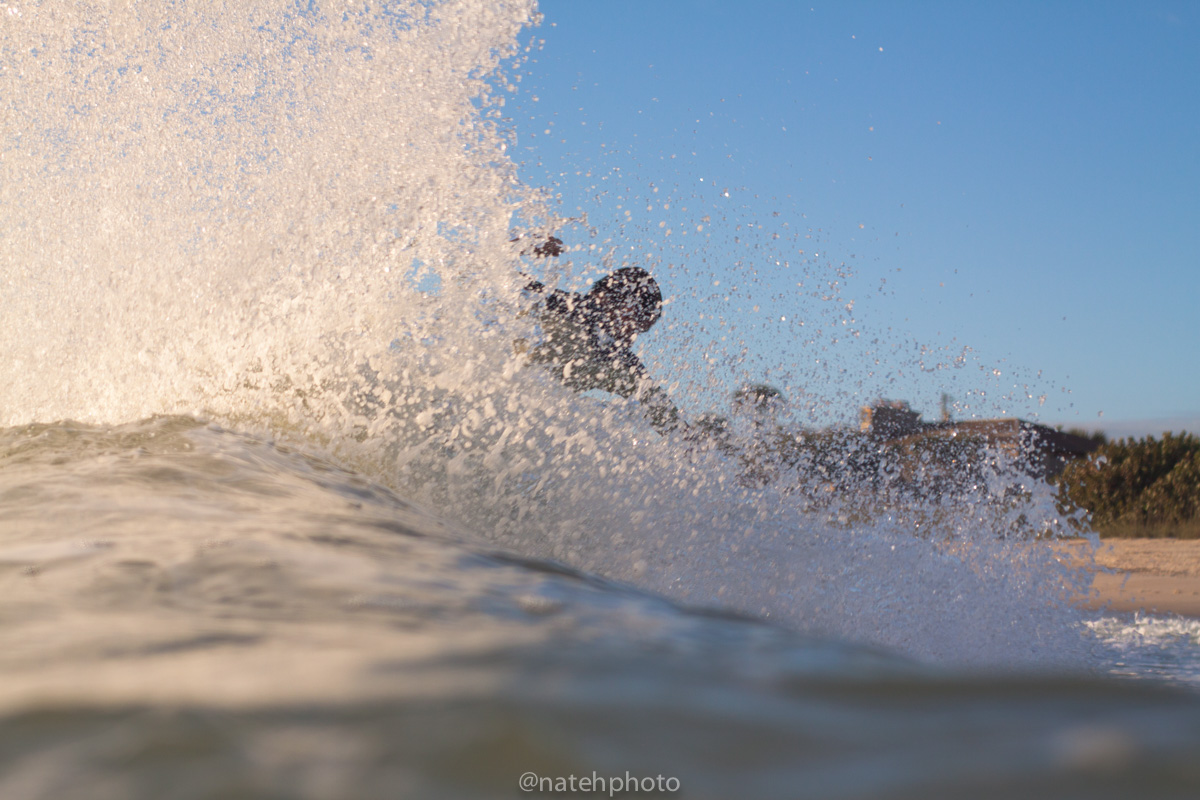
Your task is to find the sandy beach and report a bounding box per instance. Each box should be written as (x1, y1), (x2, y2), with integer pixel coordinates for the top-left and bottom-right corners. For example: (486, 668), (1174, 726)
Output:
(1068, 539), (1200, 617)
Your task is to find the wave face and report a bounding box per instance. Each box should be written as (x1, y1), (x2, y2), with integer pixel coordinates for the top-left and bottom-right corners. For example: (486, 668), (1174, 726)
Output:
(3, 417), (1200, 799)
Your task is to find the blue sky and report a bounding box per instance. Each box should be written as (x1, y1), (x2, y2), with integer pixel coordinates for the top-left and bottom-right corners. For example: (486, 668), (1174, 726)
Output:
(507, 1), (1198, 435)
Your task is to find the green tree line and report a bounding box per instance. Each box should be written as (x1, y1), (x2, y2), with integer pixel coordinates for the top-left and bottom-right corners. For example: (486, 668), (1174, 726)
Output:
(1055, 432), (1200, 538)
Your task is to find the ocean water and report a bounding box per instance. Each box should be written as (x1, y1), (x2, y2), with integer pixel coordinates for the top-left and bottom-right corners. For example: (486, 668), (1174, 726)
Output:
(1088, 615), (1200, 686)
(3, 2), (1200, 798)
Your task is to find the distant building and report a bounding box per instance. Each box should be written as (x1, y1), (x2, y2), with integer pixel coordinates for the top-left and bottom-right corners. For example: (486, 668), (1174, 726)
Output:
(860, 400), (922, 439)
(860, 400), (1100, 479)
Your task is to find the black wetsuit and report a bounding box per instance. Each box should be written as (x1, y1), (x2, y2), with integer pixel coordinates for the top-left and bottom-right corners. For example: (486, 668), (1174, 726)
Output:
(522, 281), (680, 432)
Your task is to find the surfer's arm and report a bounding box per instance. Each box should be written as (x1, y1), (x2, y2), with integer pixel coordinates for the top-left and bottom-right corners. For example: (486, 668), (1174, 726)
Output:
(521, 275), (546, 294)
(512, 235), (564, 259)
(602, 352), (683, 434)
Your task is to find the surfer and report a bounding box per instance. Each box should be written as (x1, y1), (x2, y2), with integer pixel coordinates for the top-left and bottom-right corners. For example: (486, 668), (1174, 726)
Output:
(516, 237), (682, 433)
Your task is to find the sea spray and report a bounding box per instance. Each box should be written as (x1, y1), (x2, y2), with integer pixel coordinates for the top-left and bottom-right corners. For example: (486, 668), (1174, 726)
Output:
(1, 0), (537, 422)
(1, 0), (1096, 668)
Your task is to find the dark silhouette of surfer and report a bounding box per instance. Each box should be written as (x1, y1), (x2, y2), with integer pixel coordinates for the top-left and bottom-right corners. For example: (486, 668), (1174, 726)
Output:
(516, 236), (681, 433)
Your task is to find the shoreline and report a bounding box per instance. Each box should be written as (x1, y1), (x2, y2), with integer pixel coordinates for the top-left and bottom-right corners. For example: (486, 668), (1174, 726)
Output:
(1064, 539), (1200, 618)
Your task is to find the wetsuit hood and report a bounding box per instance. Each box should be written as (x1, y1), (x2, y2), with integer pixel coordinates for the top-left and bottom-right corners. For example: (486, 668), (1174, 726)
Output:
(585, 267), (662, 341)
